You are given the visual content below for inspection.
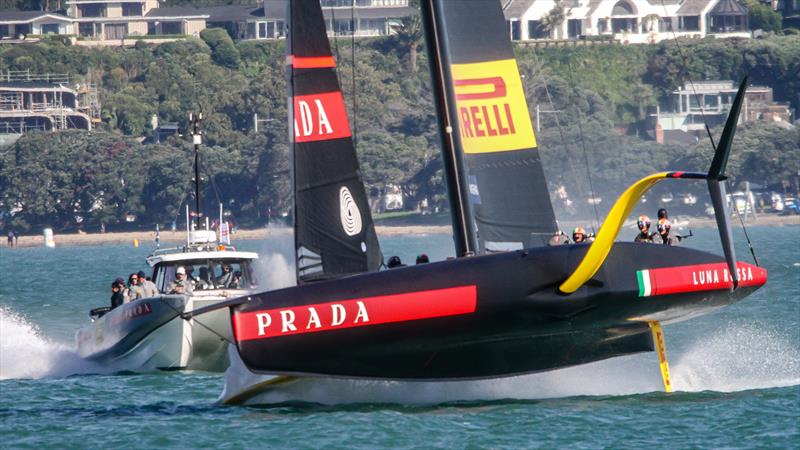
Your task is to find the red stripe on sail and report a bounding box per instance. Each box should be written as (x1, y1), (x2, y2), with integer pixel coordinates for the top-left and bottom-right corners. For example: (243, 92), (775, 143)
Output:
(288, 55), (336, 68)
(232, 285), (477, 342)
(646, 262), (766, 297)
(293, 91), (351, 143)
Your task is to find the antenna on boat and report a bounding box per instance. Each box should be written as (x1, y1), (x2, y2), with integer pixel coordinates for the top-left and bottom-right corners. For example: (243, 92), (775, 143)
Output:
(189, 111), (203, 231)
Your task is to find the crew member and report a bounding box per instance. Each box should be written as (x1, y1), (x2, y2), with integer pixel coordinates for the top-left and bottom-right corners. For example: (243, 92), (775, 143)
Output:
(654, 218), (677, 245)
(215, 264), (235, 288)
(387, 256), (405, 268)
(416, 254), (430, 264)
(572, 227), (587, 244)
(657, 208), (668, 221)
(167, 266), (194, 295)
(548, 231), (569, 246)
(634, 215), (653, 243)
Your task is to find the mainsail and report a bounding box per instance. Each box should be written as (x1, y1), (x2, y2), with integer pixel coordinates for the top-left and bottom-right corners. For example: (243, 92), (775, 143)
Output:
(285, 0), (381, 282)
(422, 0), (558, 253)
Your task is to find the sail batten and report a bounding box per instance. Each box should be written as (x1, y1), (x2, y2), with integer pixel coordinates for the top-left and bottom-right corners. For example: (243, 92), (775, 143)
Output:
(285, 0), (381, 283)
(424, 0), (558, 252)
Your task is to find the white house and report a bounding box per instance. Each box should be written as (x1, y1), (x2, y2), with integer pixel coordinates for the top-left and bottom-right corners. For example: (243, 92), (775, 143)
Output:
(503, 0), (750, 44)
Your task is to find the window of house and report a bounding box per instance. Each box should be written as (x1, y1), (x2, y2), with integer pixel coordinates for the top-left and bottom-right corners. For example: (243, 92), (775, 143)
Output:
(161, 21), (182, 35)
(16, 24), (31, 35)
(597, 19), (608, 33)
(259, 22), (267, 38)
(567, 19), (582, 38)
(80, 4), (106, 18)
(509, 20), (520, 40)
(658, 17), (673, 32)
(40, 23), (60, 34)
(78, 22), (94, 36)
(0, 25), (10, 38)
(528, 20), (548, 39)
(122, 3), (143, 17)
(679, 16), (699, 31)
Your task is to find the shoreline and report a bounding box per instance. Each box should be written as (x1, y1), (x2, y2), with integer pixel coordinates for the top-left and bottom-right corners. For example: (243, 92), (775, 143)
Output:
(3, 215), (798, 249)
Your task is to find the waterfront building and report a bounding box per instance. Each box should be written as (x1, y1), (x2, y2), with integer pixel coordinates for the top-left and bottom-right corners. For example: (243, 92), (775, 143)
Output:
(503, 0), (751, 45)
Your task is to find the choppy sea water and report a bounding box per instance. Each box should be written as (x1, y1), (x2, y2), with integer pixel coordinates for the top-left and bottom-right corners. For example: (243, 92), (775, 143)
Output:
(1, 226), (798, 448)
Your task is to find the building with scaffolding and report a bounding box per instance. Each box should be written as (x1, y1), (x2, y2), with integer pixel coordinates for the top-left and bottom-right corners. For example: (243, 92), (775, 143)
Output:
(0, 70), (100, 134)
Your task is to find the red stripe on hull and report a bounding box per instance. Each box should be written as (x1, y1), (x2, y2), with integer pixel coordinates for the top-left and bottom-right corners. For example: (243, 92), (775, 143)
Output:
(233, 285), (477, 342)
(648, 261), (766, 297)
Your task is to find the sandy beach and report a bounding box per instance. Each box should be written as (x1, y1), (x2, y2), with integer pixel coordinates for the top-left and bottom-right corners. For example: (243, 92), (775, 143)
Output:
(4, 215), (798, 248)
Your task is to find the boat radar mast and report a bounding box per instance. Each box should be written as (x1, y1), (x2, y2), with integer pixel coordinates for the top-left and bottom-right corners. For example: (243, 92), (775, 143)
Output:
(189, 111), (203, 230)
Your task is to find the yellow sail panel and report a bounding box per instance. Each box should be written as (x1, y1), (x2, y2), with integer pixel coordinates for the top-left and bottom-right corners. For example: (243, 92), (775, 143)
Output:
(450, 59), (536, 153)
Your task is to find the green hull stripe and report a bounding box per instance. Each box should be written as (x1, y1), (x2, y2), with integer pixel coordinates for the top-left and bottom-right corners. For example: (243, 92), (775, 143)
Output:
(637, 270), (645, 297)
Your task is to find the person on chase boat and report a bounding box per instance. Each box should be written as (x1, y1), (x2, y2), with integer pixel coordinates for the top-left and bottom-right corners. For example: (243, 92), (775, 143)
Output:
(572, 227), (587, 244)
(167, 266), (194, 295)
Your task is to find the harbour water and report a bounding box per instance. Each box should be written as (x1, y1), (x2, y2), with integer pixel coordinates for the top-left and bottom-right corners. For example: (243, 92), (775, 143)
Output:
(1, 226), (798, 448)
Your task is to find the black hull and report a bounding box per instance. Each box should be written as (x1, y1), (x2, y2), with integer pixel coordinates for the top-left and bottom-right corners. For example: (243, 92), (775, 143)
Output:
(232, 243), (765, 380)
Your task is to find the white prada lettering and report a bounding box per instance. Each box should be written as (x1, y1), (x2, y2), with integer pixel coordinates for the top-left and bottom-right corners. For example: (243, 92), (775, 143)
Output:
(331, 304), (346, 326)
(354, 301), (369, 323)
(306, 307), (321, 329)
(257, 313), (272, 336)
(280, 310), (297, 332)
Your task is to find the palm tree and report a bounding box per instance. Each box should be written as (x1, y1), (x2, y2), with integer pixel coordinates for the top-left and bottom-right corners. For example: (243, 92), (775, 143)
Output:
(541, 0), (568, 39)
(391, 15), (424, 73)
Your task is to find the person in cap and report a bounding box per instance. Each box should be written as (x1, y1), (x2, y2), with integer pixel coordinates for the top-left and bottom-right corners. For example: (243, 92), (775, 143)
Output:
(386, 255), (405, 268)
(138, 270), (158, 297)
(110, 278), (125, 309)
(167, 266), (194, 295)
(572, 227), (587, 244)
(634, 215), (654, 243)
(654, 218), (677, 246)
(416, 254), (430, 264)
(125, 272), (145, 303)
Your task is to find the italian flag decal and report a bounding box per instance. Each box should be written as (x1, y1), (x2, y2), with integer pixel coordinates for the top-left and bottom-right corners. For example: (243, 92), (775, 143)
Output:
(637, 262), (767, 297)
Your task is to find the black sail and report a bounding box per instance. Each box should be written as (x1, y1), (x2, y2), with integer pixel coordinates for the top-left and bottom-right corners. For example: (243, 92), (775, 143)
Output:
(423, 0), (558, 252)
(284, 0), (381, 282)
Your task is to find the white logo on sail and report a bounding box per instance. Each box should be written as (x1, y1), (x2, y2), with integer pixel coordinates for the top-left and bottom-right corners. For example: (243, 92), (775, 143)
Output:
(339, 186), (362, 236)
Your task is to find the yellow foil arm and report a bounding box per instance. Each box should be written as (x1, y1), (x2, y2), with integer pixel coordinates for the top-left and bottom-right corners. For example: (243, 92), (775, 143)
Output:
(559, 172), (671, 294)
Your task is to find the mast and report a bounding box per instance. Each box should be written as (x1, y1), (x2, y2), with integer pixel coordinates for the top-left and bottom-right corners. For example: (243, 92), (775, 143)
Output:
(420, 0), (477, 257)
(189, 111), (203, 230)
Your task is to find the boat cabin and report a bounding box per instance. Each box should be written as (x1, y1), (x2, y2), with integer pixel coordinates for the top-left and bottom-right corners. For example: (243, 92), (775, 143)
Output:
(147, 250), (260, 295)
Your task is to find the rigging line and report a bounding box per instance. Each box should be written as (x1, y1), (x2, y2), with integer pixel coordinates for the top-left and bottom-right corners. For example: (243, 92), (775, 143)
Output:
(528, 48), (582, 226)
(157, 296), (235, 346)
(351, 0), (358, 151)
(658, 0), (716, 152)
(728, 179), (761, 267)
(564, 56), (601, 229)
(329, 5), (343, 89)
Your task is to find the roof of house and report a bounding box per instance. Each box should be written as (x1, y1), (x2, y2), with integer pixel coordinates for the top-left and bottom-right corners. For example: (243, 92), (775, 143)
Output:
(262, 2), (415, 20)
(676, 0), (714, 16)
(710, 0), (748, 15)
(503, 0), (536, 18)
(0, 11), (71, 23)
(203, 5), (263, 22)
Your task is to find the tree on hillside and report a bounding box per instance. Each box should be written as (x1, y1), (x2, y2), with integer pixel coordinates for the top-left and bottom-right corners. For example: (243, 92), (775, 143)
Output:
(743, 0), (782, 33)
(391, 15), (424, 72)
(200, 28), (241, 69)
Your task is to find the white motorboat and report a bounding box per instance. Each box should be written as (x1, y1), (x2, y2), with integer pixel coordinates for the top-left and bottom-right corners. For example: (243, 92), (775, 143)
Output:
(75, 229), (259, 372)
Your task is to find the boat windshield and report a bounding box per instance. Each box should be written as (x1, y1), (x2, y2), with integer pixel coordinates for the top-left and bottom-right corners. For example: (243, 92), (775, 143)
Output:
(154, 258), (258, 293)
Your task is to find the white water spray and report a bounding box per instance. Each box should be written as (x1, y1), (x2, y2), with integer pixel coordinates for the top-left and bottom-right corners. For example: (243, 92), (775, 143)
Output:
(0, 307), (109, 380)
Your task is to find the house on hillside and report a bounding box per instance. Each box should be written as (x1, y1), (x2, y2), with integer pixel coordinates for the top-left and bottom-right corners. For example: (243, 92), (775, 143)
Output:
(502, 0), (751, 44)
(0, 11), (73, 39)
(0, 0), (414, 46)
(650, 80), (794, 144)
(0, 71), (100, 134)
